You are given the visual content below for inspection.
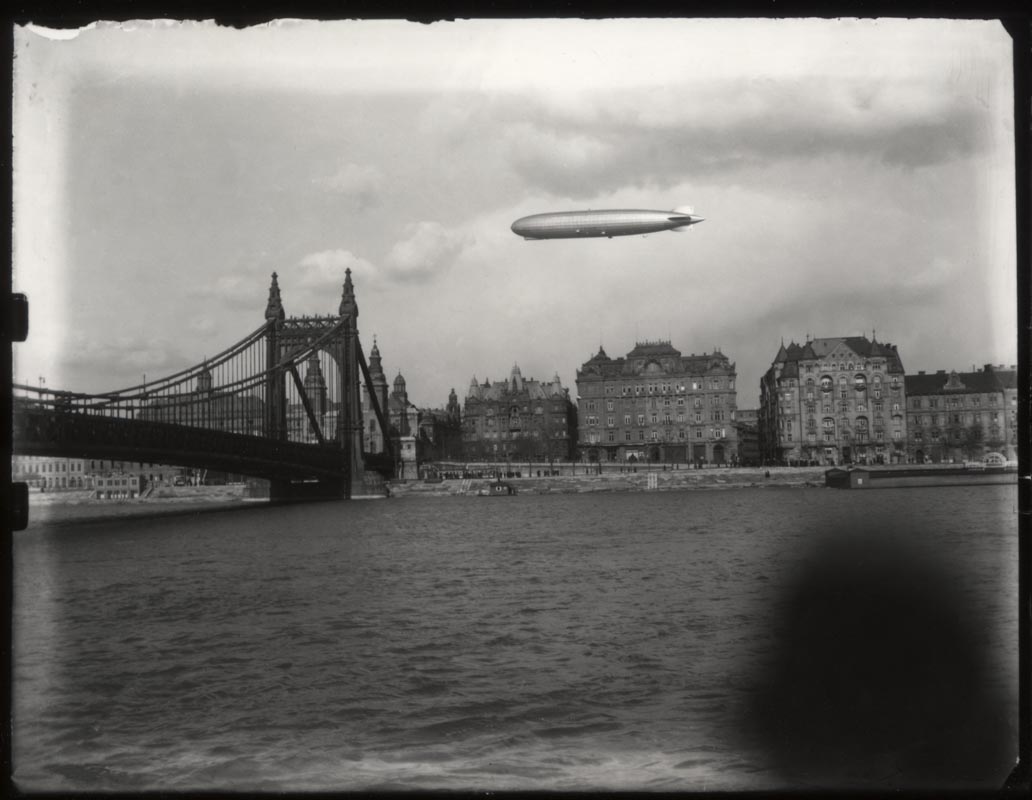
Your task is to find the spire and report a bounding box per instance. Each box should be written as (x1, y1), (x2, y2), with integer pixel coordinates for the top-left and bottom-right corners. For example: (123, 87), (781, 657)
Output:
(369, 335), (385, 379)
(197, 361), (212, 394)
(304, 352), (326, 389)
(339, 268), (358, 319)
(265, 272), (285, 321)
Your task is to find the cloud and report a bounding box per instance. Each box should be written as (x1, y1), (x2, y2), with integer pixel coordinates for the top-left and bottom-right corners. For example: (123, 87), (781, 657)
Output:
(209, 274), (262, 309)
(383, 221), (473, 283)
(288, 249), (380, 313)
(61, 335), (189, 389)
(499, 76), (992, 197)
(314, 161), (383, 208)
(298, 249), (377, 286)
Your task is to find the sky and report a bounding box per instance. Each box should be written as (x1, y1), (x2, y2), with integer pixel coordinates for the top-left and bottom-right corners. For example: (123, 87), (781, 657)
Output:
(12, 18), (1018, 410)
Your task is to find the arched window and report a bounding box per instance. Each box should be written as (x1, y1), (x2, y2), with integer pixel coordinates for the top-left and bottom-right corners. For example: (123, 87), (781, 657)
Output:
(854, 374), (867, 391)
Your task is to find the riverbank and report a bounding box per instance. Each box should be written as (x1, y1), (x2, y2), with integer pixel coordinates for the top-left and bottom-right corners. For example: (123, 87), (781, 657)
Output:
(22, 469), (827, 524)
(388, 466), (827, 497)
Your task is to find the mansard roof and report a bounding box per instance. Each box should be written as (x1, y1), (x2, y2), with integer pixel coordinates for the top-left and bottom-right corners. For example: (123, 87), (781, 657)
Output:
(577, 341), (734, 379)
(904, 366), (1007, 396)
(773, 335), (905, 373)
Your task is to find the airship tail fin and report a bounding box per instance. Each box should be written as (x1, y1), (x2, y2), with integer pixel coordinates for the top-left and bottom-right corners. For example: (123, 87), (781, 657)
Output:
(673, 205), (695, 216)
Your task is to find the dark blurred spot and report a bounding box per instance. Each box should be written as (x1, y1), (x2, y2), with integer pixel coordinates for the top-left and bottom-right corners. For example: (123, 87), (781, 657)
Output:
(742, 526), (1012, 789)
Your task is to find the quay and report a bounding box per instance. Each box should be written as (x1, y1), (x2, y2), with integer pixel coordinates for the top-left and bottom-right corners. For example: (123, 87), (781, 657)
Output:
(388, 465), (827, 497)
(825, 463), (1018, 490)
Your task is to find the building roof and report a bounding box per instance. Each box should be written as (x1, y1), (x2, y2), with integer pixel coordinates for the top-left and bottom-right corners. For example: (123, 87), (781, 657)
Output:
(772, 335), (905, 374)
(626, 340), (682, 359)
(465, 365), (568, 402)
(904, 365), (1008, 396)
(577, 341), (734, 380)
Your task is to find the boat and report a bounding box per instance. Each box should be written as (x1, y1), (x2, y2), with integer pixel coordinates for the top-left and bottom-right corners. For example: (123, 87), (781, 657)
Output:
(825, 462), (1017, 489)
(478, 480), (517, 496)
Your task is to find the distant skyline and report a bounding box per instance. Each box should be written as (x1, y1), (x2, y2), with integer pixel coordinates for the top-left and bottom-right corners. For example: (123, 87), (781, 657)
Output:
(13, 18), (1017, 408)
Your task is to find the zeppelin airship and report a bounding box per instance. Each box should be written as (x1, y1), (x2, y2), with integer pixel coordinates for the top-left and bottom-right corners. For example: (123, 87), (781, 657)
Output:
(511, 207), (704, 240)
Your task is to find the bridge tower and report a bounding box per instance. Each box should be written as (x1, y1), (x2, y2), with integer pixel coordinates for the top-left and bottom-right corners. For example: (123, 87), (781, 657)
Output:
(263, 268), (371, 500)
(336, 268), (366, 498)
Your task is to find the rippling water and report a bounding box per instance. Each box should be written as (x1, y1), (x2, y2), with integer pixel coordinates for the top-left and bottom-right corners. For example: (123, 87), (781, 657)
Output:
(13, 486), (1019, 792)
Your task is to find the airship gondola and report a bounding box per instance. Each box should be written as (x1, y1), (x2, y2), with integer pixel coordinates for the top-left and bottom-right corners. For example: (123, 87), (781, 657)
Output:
(511, 207), (704, 240)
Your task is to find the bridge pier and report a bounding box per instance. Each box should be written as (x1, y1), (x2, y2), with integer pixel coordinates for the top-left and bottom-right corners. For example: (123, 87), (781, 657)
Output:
(269, 477), (348, 502)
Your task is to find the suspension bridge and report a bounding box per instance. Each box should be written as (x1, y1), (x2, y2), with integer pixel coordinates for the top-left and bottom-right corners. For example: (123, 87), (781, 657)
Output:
(12, 271), (395, 500)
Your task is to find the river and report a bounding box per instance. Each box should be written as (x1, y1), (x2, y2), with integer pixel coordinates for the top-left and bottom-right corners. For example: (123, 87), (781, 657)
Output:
(12, 485), (1019, 792)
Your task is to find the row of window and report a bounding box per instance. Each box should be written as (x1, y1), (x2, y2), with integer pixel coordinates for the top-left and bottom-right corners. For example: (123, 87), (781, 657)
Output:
(912, 428), (1001, 442)
(467, 431), (567, 441)
(786, 430), (903, 443)
(910, 395), (999, 409)
(585, 410), (730, 426)
(804, 360), (887, 373)
(586, 395), (730, 412)
(911, 412), (1000, 426)
(578, 379), (737, 398)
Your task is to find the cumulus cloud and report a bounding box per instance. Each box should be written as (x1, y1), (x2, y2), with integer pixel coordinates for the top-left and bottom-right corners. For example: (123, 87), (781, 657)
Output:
(383, 221), (473, 283)
(298, 248), (377, 286)
(315, 161), (383, 208)
(287, 249), (380, 313)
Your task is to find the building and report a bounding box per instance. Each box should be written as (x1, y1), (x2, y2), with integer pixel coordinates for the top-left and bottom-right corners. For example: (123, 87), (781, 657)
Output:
(575, 341), (739, 465)
(12, 456), (92, 490)
(733, 408), (761, 467)
(462, 365), (576, 462)
(94, 473), (144, 499)
(760, 334), (906, 466)
(904, 364), (1018, 463)
(11, 456), (190, 491)
(418, 390), (464, 463)
(362, 339), (391, 456)
(387, 372), (422, 478)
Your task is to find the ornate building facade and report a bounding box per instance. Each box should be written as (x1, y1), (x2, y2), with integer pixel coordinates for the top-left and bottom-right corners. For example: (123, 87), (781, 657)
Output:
(575, 341), (739, 465)
(361, 340), (463, 476)
(759, 335), (907, 466)
(904, 364), (1018, 463)
(462, 365), (576, 462)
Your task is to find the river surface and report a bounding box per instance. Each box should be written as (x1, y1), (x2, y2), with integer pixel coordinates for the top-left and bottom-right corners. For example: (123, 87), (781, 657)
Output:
(12, 485), (1019, 792)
